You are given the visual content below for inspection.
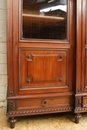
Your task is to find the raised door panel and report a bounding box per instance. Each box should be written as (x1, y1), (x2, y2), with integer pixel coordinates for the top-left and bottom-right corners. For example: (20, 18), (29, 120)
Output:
(19, 49), (69, 94)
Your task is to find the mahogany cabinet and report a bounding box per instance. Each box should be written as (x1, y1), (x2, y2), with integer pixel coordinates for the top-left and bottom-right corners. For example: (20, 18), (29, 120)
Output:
(6, 0), (84, 128)
(75, 0), (87, 123)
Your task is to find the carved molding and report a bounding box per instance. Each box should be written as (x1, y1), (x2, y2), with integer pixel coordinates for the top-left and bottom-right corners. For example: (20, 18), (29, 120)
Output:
(76, 97), (82, 107)
(58, 77), (63, 82)
(9, 91), (14, 95)
(75, 107), (87, 111)
(85, 86), (87, 88)
(77, 89), (81, 92)
(58, 54), (63, 61)
(26, 77), (32, 83)
(7, 107), (73, 115)
(26, 54), (33, 61)
(9, 100), (15, 111)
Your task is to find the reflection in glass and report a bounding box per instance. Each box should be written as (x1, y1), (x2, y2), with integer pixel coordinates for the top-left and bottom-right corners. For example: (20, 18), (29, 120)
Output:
(22, 0), (67, 40)
(86, 4), (87, 42)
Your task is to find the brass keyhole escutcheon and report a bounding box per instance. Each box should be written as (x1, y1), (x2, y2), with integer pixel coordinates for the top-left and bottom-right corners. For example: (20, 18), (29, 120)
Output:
(42, 99), (47, 107)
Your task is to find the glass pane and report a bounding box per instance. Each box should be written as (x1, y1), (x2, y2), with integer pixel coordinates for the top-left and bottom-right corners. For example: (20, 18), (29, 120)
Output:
(86, 2), (87, 43)
(22, 0), (67, 40)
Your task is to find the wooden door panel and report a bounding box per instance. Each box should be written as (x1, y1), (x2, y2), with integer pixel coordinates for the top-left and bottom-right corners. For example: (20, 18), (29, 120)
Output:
(19, 49), (69, 94)
(22, 50), (68, 86)
(7, 0), (75, 96)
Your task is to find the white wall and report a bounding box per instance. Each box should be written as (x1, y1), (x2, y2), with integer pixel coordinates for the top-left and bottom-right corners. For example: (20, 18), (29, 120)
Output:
(0, 0), (7, 107)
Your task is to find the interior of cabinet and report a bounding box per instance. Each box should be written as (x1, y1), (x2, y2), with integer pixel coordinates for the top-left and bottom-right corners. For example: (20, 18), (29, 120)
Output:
(22, 0), (67, 39)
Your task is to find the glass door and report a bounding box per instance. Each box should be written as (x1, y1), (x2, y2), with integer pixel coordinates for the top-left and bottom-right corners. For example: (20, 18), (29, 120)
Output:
(22, 0), (67, 40)
(12, 0), (75, 95)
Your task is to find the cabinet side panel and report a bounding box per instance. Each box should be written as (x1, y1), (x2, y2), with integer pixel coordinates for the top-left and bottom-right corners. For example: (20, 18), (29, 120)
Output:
(7, 0), (14, 97)
(76, 0), (82, 93)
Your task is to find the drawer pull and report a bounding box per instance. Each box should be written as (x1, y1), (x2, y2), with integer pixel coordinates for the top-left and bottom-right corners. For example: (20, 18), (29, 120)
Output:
(42, 99), (47, 107)
(58, 77), (63, 82)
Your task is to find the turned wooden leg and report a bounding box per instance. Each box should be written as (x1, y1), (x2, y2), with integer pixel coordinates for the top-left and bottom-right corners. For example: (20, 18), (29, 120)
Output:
(8, 117), (17, 129)
(75, 114), (82, 123)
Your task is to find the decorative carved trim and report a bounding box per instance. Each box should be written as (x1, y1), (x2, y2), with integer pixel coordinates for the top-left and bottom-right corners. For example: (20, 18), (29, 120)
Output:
(9, 100), (15, 111)
(75, 107), (87, 111)
(85, 86), (87, 88)
(77, 89), (81, 92)
(7, 106), (73, 115)
(26, 54), (33, 61)
(26, 77), (32, 83)
(9, 91), (14, 95)
(57, 54), (63, 61)
(76, 97), (82, 107)
(58, 77), (63, 82)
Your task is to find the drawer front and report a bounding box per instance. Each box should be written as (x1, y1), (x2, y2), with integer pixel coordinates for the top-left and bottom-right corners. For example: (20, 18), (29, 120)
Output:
(75, 96), (87, 113)
(7, 95), (73, 116)
(83, 97), (87, 108)
(16, 96), (72, 111)
(18, 49), (72, 94)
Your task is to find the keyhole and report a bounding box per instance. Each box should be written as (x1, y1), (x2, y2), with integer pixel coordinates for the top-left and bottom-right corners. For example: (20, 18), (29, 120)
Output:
(42, 99), (47, 107)
(43, 100), (47, 105)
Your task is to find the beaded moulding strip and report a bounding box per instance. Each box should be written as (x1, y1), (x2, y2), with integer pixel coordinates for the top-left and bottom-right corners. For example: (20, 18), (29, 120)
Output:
(7, 106), (73, 116)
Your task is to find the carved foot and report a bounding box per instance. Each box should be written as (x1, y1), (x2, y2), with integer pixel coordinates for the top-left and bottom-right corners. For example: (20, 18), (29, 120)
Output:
(75, 114), (82, 123)
(8, 117), (17, 129)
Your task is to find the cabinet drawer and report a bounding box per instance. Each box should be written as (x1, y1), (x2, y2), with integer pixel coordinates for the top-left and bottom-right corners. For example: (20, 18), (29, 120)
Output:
(16, 96), (72, 111)
(83, 97), (87, 108)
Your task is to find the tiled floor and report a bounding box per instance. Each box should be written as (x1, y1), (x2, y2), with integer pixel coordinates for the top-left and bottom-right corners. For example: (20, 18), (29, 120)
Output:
(1, 107), (87, 130)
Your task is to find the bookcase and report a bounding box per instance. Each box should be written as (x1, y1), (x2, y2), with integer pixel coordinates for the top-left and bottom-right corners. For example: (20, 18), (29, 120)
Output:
(7, 0), (79, 128)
